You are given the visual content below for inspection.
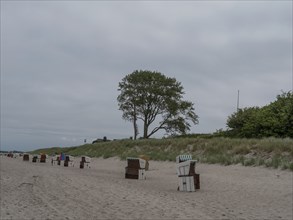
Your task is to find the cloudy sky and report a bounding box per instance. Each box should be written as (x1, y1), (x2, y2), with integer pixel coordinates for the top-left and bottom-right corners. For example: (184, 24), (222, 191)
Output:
(1, 1), (292, 151)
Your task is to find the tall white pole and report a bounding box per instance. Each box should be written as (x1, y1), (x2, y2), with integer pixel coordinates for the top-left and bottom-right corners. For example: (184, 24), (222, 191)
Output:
(237, 90), (240, 112)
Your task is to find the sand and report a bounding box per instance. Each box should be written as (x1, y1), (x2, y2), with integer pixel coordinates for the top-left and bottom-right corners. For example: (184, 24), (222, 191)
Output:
(0, 156), (292, 220)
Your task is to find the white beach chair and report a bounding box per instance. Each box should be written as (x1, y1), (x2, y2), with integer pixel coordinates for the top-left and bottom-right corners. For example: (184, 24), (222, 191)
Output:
(175, 155), (200, 192)
(51, 155), (60, 165)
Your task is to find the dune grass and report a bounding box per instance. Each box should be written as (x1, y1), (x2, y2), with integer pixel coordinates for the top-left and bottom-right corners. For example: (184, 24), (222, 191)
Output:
(30, 137), (293, 171)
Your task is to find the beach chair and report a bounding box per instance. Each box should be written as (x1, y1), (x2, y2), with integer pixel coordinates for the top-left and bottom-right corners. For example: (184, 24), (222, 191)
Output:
(139, 155), (150, 170)
(80, 156), (91, 168)
(176, 160), (197, 176)
(32, 155), (38, 163)
(176, 155), (200, 192)
(51, 155), (59, 165)
(23, 154), (29, 161)
(64, 155), (74, 167)
(176, 155), (193, 163)
(125, 157), (146, 180)
(40, 154), (46, 163)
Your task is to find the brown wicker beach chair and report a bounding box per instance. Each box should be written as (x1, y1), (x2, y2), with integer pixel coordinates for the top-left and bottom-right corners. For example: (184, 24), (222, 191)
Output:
(125, 157), (146, 180)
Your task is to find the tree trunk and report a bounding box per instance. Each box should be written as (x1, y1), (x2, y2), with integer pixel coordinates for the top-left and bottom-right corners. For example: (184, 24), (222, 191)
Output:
(133, 106), (138, 140)
(143, 117), (148, 138)
(133, 120), (138, 140)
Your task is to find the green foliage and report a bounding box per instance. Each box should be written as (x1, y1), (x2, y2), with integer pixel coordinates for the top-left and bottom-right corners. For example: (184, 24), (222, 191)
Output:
(29, 146), (77, 155)
(117, 70), (198, 139)
(226, 91), (293, 138)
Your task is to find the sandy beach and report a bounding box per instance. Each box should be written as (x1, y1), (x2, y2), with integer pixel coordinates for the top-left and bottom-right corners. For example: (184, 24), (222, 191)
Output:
(0, 156), (292, 220)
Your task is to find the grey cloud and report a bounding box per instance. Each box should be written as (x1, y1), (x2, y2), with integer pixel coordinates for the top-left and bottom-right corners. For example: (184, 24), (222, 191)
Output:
(1, 1), (291, 151)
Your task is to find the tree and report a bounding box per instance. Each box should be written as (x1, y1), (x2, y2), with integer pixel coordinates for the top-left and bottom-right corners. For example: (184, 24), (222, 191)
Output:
(117, 70), (199, 139)
(266, 91), (293, 137)
(226, 91), (293, 138)
(226, 107), (260, 138)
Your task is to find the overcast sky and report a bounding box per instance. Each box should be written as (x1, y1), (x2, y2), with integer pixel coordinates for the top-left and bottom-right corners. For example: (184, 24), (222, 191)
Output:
(1, 1), (292, 151)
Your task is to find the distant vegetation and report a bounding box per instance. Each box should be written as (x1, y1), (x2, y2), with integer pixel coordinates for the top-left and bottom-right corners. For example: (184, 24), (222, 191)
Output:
(225, 92), (293, 138)
(29, 92), (293, 170)
(30, 137), (293, 171)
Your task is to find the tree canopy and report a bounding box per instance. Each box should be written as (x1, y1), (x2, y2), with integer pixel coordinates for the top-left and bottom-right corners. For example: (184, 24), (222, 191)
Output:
(226, 91), (293, 138)
(117, 70), (199, 139)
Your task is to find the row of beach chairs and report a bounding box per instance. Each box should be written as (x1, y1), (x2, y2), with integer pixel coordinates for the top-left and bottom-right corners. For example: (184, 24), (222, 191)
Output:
(22, 154), (91, 169)
(21, 153), (199, 192)
(51, 155), (91, 168)
(51, 155), (76, 167)
(23, 154), (47, 163)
